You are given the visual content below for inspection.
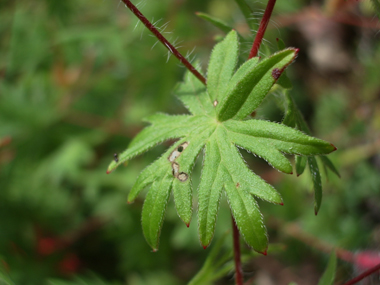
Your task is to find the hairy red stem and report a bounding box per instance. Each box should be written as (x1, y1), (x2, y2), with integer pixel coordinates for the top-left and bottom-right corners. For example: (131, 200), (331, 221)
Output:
(248, 0), (277, 59)
(342, 263), (380, 285)
(122, 0), (206, 85)
(232, 216), (243, 285)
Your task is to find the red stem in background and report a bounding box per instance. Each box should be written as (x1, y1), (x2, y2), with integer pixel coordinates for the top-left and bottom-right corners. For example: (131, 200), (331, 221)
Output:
(232, 216), (243, 285)
(248, 0), (277, 59)
(121, 0), (206, 85)
(342, 263), (380, 285)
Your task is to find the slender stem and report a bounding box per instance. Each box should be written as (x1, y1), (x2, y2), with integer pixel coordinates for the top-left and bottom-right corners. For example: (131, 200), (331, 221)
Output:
(342, 263), (380, 285)
(232, 216), (243, 285)
(121, 0), (206, 85)
(248, 0), (277, 59)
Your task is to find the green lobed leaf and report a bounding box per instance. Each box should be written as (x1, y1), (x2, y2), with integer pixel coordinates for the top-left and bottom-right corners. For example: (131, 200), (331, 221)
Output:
(107, 114), (191, 173)
(175, 67), (215, 116)
(224, 120), (336, 156)
(207, 30), (239, 105)
(217, 48), (298, 121)
(220, 127), (283, 204)
(319, 156), (340, 178)
(107, 31), (338, 252)
(107, 114), (212, 173)
(295, 155), (307, 176)
(317, 252), (337, 285)
(222, 163), (268, 253)
(231, 132), (293, 174)
(127, 153), (169, 203)
(141, 172), (173, 251)
(198, 136), (224, 248)
(172, 124), (216, 225)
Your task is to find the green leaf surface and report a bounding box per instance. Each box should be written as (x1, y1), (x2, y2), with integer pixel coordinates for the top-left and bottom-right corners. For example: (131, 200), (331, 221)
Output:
(198, 137), (224, 247)
(223, 163), (268, 253)
(108, 33), (336, 251)
(141, 173), (173, 251)
(295, 155), (307, 176)
(224, 120), (336, 155)
(175, 68), (215, 116)
(218, 48), (298, 121)
(207, 30), (239, 105)
(319, 156), (340, 178)
(317, 252), (337, 285)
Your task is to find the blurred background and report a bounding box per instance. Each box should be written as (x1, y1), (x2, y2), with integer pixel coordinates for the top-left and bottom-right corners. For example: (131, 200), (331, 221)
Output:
(1, 0), (380, 284)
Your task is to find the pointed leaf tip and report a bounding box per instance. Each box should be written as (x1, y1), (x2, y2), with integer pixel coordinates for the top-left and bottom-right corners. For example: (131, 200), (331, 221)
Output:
(315, 209), (318, 216)
(152, 248), (158, 252)
(186, 223), (190, 228)
(203, 245), (208, 250)
(261, 249), (268, 256)
(106, 170), (111, 174)
(280, 202), (284, 206)
(330, 143), (337, 151)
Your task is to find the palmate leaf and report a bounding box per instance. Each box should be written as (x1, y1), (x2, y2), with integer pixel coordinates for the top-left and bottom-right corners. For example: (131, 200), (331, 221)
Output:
(107, 30), (336, 252)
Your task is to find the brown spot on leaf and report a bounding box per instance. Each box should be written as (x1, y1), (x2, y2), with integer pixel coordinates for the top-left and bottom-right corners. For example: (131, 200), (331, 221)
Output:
(236, 183), (240, 188)
(168, 142), (189, 162)
(271, 68), (282, 80)
(178, 172), (188, 182)
(172, 162), (180, 176)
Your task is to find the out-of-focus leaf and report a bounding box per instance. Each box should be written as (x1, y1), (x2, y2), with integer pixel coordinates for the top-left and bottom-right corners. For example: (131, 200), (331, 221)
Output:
(188, 232), (233, 285)
(317, 252), (337, 285)
(320, 156), (341, 178)
(233, 0), (257, 29)
(308, 156), (322, 215)
(195, 12), (234, 34)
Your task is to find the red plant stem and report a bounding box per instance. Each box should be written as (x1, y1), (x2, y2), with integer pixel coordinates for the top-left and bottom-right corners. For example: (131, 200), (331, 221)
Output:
(248, 0), (277, 59)
(342, 263), (380, 285)
(121, 0), (206, 85)
(232, 216), (243, 285)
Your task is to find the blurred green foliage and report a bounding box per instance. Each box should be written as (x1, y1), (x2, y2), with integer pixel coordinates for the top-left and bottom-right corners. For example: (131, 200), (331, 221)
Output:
(1, 0), (380, 284)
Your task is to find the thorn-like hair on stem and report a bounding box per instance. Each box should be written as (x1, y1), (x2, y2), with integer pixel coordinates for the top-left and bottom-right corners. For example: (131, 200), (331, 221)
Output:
(135, 0), (146, 10)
